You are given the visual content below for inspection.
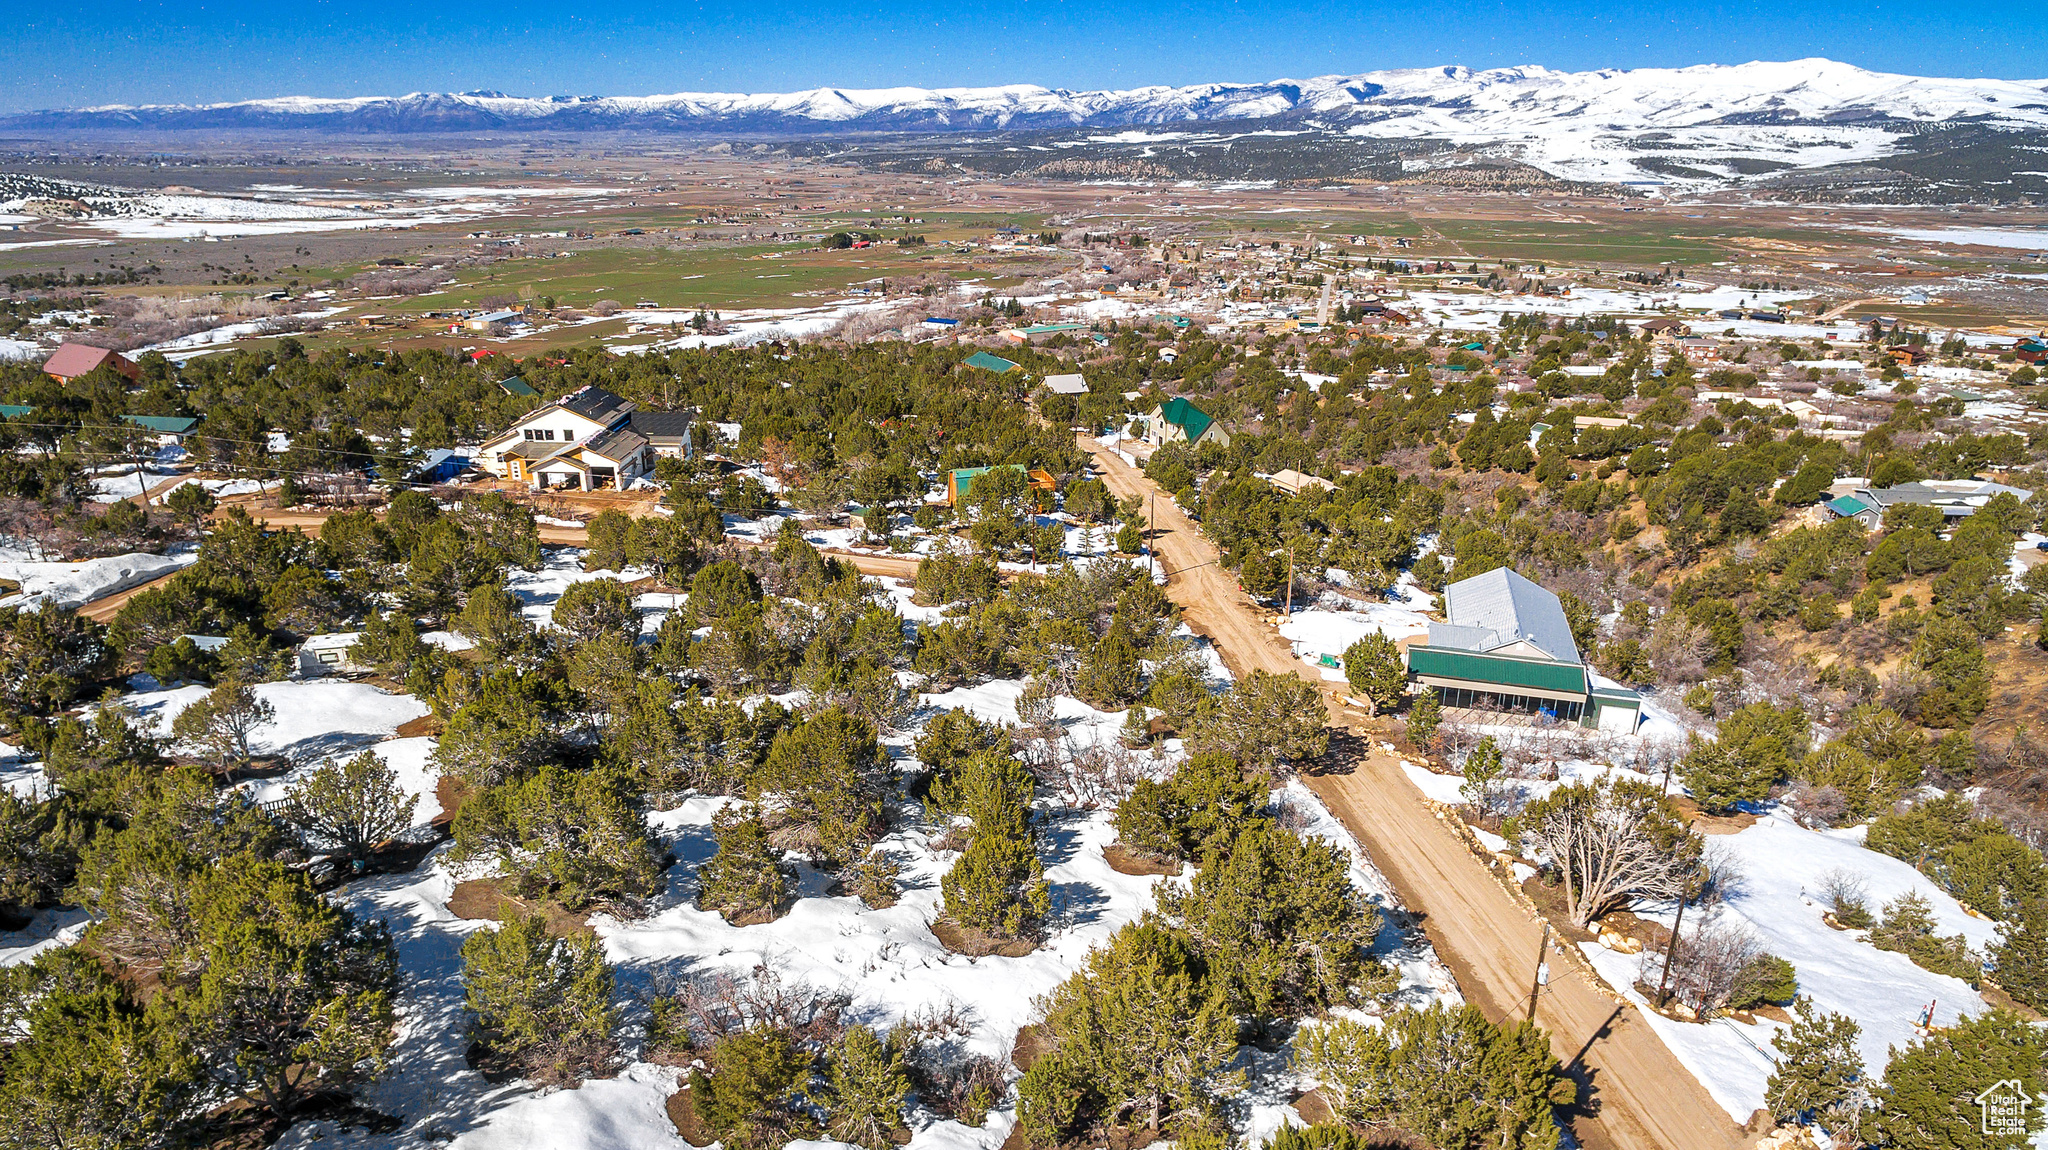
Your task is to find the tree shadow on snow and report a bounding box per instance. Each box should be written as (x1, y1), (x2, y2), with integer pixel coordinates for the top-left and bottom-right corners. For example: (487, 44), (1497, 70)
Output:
(1049, 880), (1110, 930)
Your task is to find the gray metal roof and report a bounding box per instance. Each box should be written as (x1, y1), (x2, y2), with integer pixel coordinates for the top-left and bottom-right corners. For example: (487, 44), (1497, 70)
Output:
(558, 385), (634, 425)
(585, 425), (649, 463)
(1438, 567), (1581, 664)
(629, 409), (696, 440)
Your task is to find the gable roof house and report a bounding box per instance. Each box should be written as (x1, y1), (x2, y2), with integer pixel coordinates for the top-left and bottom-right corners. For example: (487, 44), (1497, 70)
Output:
(43, 343), (141, 385)
(1825, 478), (2031, 528)
(1405, 567), (1641, 733)
(1142, 397), (1230, 448)
(479, 385), (696, 491)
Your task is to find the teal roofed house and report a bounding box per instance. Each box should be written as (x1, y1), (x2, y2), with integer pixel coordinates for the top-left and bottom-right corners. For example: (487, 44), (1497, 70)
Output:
(122, 414), (199, 436)
(1141, 396), (1230, 448)
(1407, 567), (1641, 732)
(963, 351), (1019, 373)
(497, 375), (538, 398)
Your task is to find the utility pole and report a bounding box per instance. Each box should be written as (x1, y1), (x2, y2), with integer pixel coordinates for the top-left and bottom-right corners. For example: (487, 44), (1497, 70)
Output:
(1525, 923), (1551, 1022)
(1147, 490), (1157, 579)
(1655, 879), (1695, 1008)
(1284, 547), (1296, 615)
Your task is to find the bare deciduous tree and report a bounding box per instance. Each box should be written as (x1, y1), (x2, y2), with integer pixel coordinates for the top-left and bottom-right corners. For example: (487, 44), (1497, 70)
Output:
(1518, 777), (1702, 929)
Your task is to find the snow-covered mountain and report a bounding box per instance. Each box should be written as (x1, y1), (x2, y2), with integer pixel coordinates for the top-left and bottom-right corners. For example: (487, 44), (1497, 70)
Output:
(12, 59), (2047, 136)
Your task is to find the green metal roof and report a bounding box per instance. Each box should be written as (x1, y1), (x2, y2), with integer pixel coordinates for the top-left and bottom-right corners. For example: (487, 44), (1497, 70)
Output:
(949, 463), (1025, 502)
(1019, 323), (1085, 335)
(1462, 342), (1486, 350)
(963, 351), (1019, 373)
(122, 414), (198, 434)
(497, 375), (538, 398)
(1158, 396), (1215, 442)
(1826, 495), (1873, 517)
(1407, 646), (1588, 695)
(0, 405), (32, 418)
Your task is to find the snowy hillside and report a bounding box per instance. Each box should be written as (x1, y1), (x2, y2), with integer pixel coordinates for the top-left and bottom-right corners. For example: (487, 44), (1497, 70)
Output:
(14, 60), (2047, 137)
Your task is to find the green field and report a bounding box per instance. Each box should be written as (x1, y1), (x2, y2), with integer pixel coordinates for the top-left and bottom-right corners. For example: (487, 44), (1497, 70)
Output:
(1428, 219), (1732, 266)
(389, 242), (1042, 312)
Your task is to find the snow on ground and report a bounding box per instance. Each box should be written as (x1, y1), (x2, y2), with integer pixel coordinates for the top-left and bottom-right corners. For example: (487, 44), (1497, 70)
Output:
(0, 907), (92, 969)
(505, 550), (661, 633)
(1856, 226), (2048, 251)
(1579, 812), (1997, 1122)
(236, 735), (445, 824)
(0, 548), (197, 611)
(131, 678), (430, 765)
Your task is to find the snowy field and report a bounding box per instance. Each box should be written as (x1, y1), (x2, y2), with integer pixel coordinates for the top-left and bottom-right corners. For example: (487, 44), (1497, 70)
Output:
(3, 541), (1459, 1150)
(0, 547), (196, 611)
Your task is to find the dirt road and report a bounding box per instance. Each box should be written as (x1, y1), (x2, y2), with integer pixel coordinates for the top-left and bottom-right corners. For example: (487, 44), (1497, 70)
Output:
(1080, 436), (1749, 1150)
(76, 569), (185, 623)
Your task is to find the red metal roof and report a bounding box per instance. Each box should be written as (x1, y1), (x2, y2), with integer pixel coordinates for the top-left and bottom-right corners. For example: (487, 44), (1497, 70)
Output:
(42, 343), (137, 381)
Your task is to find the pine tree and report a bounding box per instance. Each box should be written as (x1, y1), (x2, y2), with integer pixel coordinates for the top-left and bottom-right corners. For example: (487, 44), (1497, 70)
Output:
(1024, 920), (1242, 1136)
(1160, 820), (1384, 1014)
(690, 1025), (817, 1150)
(1764, 999), (1865, 1127)
(163, 857), (399, 1119)
(0, 949), (201, 1149)
(1993, 899), (2048, 1012)
(825, 1026), (909, 1150)
(460, 913), (618, 1084)
(847, 849), (900, 909)
(1460, 737), (1509, 815)
(1406, 688), (1442, 750)
(941, 828), (1050, 939)
(1118, 704), (1153, 748)
(1869, 1010), (2044, 1148)
(451, 763), (665, 909)
(281, 748), (419, 862)
(756, 706), (889, 865)
(1341, 632), (1407, 715)
(169, 676), (274, 774)
(1075, 625), (1143, 708)
(1292, 1016), (1397, 1124)
(698, 804), (791, 923)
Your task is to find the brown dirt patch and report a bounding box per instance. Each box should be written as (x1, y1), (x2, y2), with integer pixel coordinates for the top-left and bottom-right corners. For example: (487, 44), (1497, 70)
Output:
(1669, 796), (1759, 835)
(446, 878), (593, 936)
(1011, 1024), (1052, 1073)
(1290, 1087), (1336, 1126)
(930, 917), (1038, 958)
(434, 775), (477, 828)
(395, 714), (445, 739)
(1518, 874), (1600, 947)
(1101, 842), (1182, 877)
(666, 1078), (715, 1147)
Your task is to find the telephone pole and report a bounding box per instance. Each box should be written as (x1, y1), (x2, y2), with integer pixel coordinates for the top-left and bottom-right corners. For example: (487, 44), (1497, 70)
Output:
(1147, 490), (1158, 579)
(1284, 547), (1296, 615)
(1525, 923), (1551, 1022)
(1655, 880), (1695, 1008)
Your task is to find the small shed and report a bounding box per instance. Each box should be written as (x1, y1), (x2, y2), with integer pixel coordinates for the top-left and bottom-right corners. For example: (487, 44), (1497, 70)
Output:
(297, 633), (365, 678)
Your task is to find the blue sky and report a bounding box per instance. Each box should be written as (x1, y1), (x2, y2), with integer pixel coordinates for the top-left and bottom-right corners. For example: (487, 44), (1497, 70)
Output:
(5, 0), (2035, 112)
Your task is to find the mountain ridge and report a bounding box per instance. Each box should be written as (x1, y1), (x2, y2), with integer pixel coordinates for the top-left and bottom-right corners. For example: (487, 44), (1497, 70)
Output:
(11, 59), (2047, 137)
